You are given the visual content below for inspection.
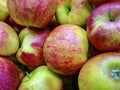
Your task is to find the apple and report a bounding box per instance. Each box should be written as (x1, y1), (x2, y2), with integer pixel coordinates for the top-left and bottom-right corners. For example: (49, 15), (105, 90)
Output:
(16, 27), (50, 67)
(87, 2), (120, 51)
(7, 0), (59, 28)
(0, 57), (22, 90)
(18, 65), (64, 90)
(88, 0), (120, 7)
(55, 0), (92, 27)
(0, 21), (19, 56)
(43, 24), (89, 75)
(0, 0), (9, 21)
(78, 52), (120, 90)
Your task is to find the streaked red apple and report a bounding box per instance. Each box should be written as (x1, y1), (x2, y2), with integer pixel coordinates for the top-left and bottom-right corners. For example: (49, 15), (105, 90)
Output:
(0, 57), (22, 90)
(87, 2), (120, 51)
(0, 21), (19, 56)
(43, 24), (89, 75)
(78, 52), (120, 90)
(7, 0), (59, 28)
(16, 27), (50, 67)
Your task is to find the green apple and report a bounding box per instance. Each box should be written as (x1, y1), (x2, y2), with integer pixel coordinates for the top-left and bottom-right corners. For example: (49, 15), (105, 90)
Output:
(0, 0), (9, 21)
(18, 65), (64, 90)
(78, 52), (120, 90)
(55, 0), (92, 27)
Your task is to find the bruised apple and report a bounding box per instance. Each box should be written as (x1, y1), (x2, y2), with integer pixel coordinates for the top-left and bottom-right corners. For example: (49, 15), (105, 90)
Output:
(7, 0), (59, 28)
(16, 27), (50, 67)
(43, 24), (89, 75)
(78, 52), (120, 90)
(0, 57), (22, 90)
(0, 21), (19, 56)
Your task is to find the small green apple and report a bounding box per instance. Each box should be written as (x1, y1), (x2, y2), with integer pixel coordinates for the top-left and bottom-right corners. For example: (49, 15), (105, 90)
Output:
(18, 65), (64, 90)
(55, 0), (92, 26)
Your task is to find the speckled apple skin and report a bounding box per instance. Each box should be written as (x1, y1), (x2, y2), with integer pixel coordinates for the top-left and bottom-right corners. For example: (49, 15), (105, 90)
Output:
(43, 24), (89, 75)
(7, 0), (59, 28)
(0, 57), (21, 90)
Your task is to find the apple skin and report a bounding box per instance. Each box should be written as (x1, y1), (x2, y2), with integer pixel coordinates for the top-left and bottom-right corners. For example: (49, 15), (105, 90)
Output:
(0, 0), (9, 21)
(87, 2), (120, 51)
(16, 27), (50, 67)
(0, 57), (22, 90)
(78, 52), (120, 90)
(88, 0), (120, 7)
(0, 21), (19, 56)
(18, 65), (64, 90)
(55, 0), (92, 27)
(43, 24), (89, 75)
(7, 0), (59, 28)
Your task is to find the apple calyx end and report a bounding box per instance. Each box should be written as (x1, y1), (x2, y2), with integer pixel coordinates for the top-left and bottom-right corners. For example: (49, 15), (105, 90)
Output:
(110, 69), (120, 80)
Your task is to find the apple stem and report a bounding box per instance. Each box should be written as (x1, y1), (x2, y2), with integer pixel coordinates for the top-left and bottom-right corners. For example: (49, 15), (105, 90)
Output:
(110, 69), (120, 80)
(26, 71), (30, 79)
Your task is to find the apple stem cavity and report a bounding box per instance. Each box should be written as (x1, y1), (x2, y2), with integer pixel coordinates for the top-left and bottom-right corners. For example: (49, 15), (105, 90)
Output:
(110, 69), (120, 80)
(108, 12), (115, 22)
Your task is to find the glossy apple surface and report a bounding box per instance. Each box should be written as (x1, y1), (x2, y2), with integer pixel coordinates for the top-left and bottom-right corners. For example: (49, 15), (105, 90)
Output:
(16, 27), (50, 67)
(18, 65), (64, 90)
(0, 57), (22, 90)
(7, 0), (59, 28)
(87, 2), (120, 51)
(55, 0), (92, 27)
(43, 24), (89, 75)
(78, 52), (120, 90)
(0, 21), (19, 56)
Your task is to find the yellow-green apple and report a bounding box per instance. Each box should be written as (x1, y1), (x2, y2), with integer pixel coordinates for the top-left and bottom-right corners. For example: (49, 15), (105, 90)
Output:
(43, 24), (89, 75)
(88, 0), (120, 7)
(55, 0), (92, 27)
(0, 21), (19, 56)
(0, 57), (23, 90)
(0, 0), (9, 21)
(78, 52), (120, 90)
(18, 65), (64, 90)
(87, 2), (120, 51)
(16, 27), (50, 67)
(7, 0), (59, 28)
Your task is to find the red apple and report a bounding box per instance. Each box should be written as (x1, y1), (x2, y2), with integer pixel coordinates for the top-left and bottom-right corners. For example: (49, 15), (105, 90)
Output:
(0, 21), (19, 56)
(88, 0), (120, 7)
(78, 52), (120, 90)
(0, 57), (22, 90)
(7, 0), (59, 28)
(16, 27), (50, 67)
(43, 24), (89, 75)
(87, 2), (120, 51)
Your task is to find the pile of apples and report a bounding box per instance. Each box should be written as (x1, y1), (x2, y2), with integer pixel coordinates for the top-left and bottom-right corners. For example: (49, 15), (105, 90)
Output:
(0, 0), (120, 90)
